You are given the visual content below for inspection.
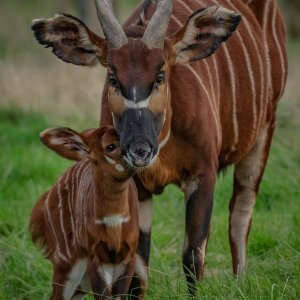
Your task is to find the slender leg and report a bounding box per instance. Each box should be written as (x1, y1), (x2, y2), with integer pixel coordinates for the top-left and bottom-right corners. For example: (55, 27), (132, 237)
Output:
(88, 260), (112, 299)
(229, 120), (276, 275)
(129, 176), (153, 299)
(182, 174), (216, 295)
(112, 260), (135, 299)
(52, 258), (87, 300)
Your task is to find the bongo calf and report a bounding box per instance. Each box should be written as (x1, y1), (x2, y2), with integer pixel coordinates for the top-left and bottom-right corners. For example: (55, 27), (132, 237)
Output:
(30, 126), (139, 299)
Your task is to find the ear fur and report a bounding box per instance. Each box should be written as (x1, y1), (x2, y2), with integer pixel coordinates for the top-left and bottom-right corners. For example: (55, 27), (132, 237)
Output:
(40, 127), (90, 161)
(32, 14), (107, 66)
(168, 6), (241, 64)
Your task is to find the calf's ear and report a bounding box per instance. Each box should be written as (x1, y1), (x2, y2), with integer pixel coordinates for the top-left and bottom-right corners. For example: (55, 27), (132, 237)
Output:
(40, 127), (91, 161)
(32, 14), (107, 66)
(167, 6), (241, 64)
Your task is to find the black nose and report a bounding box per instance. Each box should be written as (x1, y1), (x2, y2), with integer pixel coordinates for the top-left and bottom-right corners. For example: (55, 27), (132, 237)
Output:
(128, 144), (152, 167)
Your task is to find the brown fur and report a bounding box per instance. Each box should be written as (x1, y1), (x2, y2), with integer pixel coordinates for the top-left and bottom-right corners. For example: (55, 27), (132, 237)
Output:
(31, 0), (288, 296)
(29, 126), (139, 299)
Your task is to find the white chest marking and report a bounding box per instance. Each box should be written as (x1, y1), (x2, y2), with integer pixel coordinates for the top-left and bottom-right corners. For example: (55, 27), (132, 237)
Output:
(95, 214), (130, 227)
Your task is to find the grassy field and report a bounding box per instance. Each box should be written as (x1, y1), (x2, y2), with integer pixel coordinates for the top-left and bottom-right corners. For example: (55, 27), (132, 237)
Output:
(1, 50), (300, 299)
(0, 1), (300, 299)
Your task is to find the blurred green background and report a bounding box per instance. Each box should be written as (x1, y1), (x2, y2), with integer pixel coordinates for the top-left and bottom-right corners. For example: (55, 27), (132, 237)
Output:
(0, 0), (300, 299)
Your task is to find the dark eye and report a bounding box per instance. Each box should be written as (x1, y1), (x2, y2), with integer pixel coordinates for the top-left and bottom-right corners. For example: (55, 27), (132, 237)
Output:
(156, 71), (165, 85)
(105, 144), (116, 152)
(108, 73), (118, 87)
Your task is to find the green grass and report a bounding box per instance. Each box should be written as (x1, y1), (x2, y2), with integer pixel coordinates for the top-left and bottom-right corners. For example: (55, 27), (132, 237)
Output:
(0, 103), (299, 299)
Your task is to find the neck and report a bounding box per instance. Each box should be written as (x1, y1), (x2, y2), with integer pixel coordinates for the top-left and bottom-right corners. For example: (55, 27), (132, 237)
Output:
(92, 167), (130, 219)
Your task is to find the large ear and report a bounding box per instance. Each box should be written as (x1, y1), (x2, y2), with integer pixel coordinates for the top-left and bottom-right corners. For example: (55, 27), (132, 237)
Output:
(32, 14), (107, 66)
(167, 6), (241, 64)
(40, 127), (91, 161)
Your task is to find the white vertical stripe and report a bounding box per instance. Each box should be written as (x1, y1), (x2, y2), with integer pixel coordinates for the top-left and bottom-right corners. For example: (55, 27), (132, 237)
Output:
(74, 161), (88, 243)
(185, 64), (221, 145)
(211, 56), (220, 109)
(228, 0), (266, 135)
(210, 0), (238, 145)
(57, 178), (72, 259)
(223, 2), (257, 132)
(68, 167), (76, 246)
(271, 2), (286, 98)
(45, 188), (69, 263)
(222, 46), (238, 145)
(171, 8), (221, 146)
(77, 162), (90, 245)
(262, 0), (273, 101)
(236, 36), (257, 130)
(177, 0), (193, 13)
(171, 14), (182, 27)
(178, 0), (221, 145)
(64, 170), (76, 248)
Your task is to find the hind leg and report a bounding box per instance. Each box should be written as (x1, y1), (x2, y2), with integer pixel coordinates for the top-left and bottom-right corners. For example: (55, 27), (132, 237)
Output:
(229, 119), (276, 275)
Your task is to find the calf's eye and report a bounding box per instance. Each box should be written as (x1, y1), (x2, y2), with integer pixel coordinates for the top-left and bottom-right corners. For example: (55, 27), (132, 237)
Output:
(105, 144), (116, 152)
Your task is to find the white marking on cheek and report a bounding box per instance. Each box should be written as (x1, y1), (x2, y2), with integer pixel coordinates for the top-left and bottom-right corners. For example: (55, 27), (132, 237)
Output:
(139, 199), (152, 233)
(115, 164), (125, 172)
(104, 155), (116, 165)
(63, 258), (88, 300)
(95, 214), (130, 227)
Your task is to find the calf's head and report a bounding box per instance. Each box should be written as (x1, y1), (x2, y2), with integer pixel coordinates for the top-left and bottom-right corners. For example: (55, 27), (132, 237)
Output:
(40, 126), (132, 179)
(32, 0), (240, 168)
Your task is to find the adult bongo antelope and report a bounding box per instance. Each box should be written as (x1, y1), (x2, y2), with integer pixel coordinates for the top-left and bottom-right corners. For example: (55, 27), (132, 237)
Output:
(30, 126), (139, 299)
(32, 0), (288, 296)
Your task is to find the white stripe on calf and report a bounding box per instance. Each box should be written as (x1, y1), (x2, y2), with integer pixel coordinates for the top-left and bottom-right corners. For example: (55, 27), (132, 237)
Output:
(45, 188), (69, 264)
(138, 199), (153, 233)
(63, 258), (88, 300)
(58, 179), (72, 259)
